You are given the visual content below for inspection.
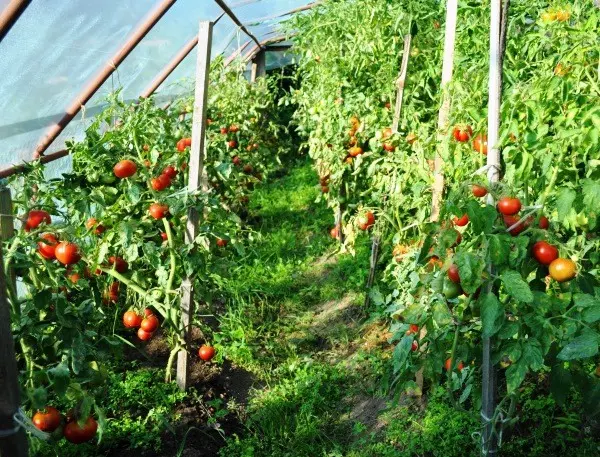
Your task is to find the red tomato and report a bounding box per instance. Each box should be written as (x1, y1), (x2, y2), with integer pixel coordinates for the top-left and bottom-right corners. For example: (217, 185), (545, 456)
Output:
(162, 166), (178, 179)
(149, 203), (169, 220)
(539, 216), (549, 229)
(472, 134), (488, 155)
(243, 164), (254, 174)
(68, 273), (81, 284)
(444, 358), (464, 372)
(229, 124), (239, 133)
(228, 140), (238, 149)
(411, 341), (419, 352)
(452, 126), (473, 142)
(232, 156), (241, 166)
(24, 210), (51, 232)
(108, 256), (128, 273)
(357, 211), (375, 231)
(55, 242), (81, 265)
(447, 264), (461, 283)
(113, 160), (137, 179)
(220, 127), (229, 135)
(140, 314), (159, 333)
(382, 127), (393, 139)
(176, 139), (186, 152)
(38, 233), (59, 260)
(330, 226), (340, 239)
(198, 344), (216, 361)
(453, 214), (469, 227)
(137, 327), (153, 341)
(160, 232), (168, 241)
(348, 146), (363, 157)
(321, 186), (330, 193)
(85, 218), (105, 235)
(104, 282), (119, 303)
(503, 215), (525, 236)
(497, 197), (521, 216)
(184, 137), (192, 147)
(123, 311), (142, 329)
(383, 143), (395, 152)
(64, 417), (98, 444)
(532, 241), (558, 266)
(472, 185), (488, 198)
(216, 238), (228, 248)
(151, 174), (171, 191)
(549, 258), (576, 282)
(32, 406), (61, 432)
(406, 324), (419, 336)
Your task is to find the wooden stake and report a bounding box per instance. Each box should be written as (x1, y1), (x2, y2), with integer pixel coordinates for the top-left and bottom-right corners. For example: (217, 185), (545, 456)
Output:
(392, 34), (412, 133)
(250, 49), (266, 82)
(176, 20), (213, 391)
(0, 188), (16, 292)
(430, 0), (459, 222)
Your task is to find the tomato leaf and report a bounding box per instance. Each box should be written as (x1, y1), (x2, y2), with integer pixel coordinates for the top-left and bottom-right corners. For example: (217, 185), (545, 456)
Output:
(488, 234), (510, 267)
(47, 363), (70, 396)
(582, 178), (600, 210)
(501, 270), (533, 303)
(454, 251), (485, 294)
(480, 293), (504, 337)
(557, 332), (599, 361)
(550, 364), (572, 406)
(392, 335), (414, 373)
(556, 188), (577, 222)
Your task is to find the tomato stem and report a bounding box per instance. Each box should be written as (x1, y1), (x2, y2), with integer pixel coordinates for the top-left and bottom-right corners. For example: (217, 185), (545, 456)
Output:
(446, 321), (461, 407)
(163, 219), (177, 297)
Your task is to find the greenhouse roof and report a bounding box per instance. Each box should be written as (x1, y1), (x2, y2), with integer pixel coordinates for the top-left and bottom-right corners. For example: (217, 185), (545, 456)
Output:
(0, 0), (315, 173)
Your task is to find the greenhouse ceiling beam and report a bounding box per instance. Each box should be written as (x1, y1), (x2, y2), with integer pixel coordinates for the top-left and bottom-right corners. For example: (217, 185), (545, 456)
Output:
(243, 2), (320, 26)
(213, 0), (261, 48)
(0, 149), (69, 179)
(33, 0), (177, 158)
(0, 0), (31, 42)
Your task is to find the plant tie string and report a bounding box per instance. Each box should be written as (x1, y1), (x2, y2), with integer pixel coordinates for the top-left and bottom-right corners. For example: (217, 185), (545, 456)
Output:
(0, 408), (50, 440)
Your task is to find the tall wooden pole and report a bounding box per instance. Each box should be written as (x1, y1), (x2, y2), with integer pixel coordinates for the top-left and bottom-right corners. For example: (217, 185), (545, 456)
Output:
(430, 0), (459, 222)
(482, 0), (505, 454)
(177, 20), (213, 391)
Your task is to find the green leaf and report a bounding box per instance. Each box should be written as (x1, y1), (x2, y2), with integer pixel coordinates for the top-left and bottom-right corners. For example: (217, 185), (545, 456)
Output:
(47, 363), (70, 397)
(480, 293), (505, 337)
(465, 201), (496, 234)
(501, 270), (533, 303)
(556, 188), (577, 222)
(454, 252), (485, 294)
(582, 179), (600, 209)
(392, 336), (414, 373)
(550, 364), (572, 406)
(557, 333), (599, 361)
(488, 234), (510, 267)
(506, 359), (527, 393)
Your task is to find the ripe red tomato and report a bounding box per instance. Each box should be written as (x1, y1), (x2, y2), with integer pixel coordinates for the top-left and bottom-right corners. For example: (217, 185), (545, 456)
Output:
(198, 344), (216, 361)
(538, 216), (549, 229)
(453, 214), (469, 227)
(228, 140), (238, 149)
(472, 185), (488, 198)
(232, 156), (241, 166)
(497, 197), (521, 216)
(216, 238), (228, 248)
(444, 358), (464, 372)
(472, 134), (488, 155)
(184, 137), (192, 147)
(406, 324), (419, 335)
(149, 203), (169, 220)
(108, 256), (128, 273)
(137, 327), (153, 341)
(220, 127), (229, 135)
(348, 146), (363, 157)
(549, 258), (576, 282)
(503, 215), (524, 236)
(411, 341), (419, 352)
(32, 406), (61, 432)
(447, 264), (461, 283)
(321, 186), (330, 193)
(532, 241), (558, 266)
(160, 232), (168, 241)
(64, 417), (98, 444)
(38, 233), (59, 260)
(229, 124), (239, 133)
(68, 273), (81, 284)
(113, 160), (137, 179)
(151, 174), (171, 191)
(452, 126), (473, 142)
(176, 139), (186, 152)
(243, 164), (254, 174)
(144, 308), (154, 317)
(104, 282), (119, 303)
(382, 143), (395, 152)
(24, 210), (51, 232)
(85, 218), (105, 235)
(140, 314), (159, 333)
(357, 211), (375, 231)
(55, 242), (81, 265)
(162, 166), (178, 179)
(330, 226), (340, 239)
(123, 311), (142, 329)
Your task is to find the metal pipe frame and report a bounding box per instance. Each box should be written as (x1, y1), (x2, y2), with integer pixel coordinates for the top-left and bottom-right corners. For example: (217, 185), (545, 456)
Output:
(33, 0), (177, 159)
(0, 0), (31, 42)
(212, 0), (261, 48)
(243, 2), (319, 26)
(0, 149), (69, 179)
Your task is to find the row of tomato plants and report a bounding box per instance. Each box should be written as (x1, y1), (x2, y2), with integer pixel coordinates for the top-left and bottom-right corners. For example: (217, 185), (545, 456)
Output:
(4, 59), (290, 449)
(287, 0), (600, 433)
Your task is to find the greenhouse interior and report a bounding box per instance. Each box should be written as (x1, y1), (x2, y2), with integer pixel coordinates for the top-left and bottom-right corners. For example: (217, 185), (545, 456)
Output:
(0, 0), (599, 456)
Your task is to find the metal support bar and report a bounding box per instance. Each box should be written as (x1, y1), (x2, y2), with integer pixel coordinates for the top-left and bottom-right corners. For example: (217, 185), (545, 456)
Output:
(243, 2), (320, 26)
(0, 149), (69, 179)
(177, 20), (213, 392)
(33, 0), (177, 159)
(213, 0), (261, 48)
(0, 0), (31, 42)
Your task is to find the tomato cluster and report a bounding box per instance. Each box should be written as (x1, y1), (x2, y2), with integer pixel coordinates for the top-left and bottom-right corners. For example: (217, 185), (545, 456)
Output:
(33, 406), (97, 445)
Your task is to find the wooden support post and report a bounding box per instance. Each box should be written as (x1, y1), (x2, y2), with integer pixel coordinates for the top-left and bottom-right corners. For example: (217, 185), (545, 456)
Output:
(250, 50), (266, 83)
(176, 20), (213, 391)
(482, 0), (505, 454)
(364, 34), (412, 307)
(0, 188), (16, 291)
(0, 197), (27, 457)
(430, 0), (459, 222)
